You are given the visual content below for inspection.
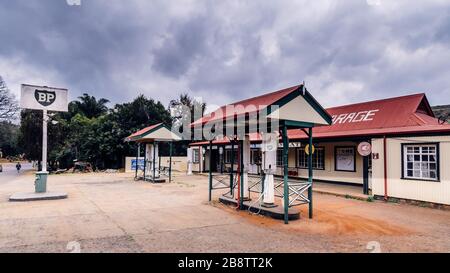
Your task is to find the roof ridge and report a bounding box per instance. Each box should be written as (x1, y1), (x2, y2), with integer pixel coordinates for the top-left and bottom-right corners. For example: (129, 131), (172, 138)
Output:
(226, 84), (301, 107)
(326, 93), (425, 110)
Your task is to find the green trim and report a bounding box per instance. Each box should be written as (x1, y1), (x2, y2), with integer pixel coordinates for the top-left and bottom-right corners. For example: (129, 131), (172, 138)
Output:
(308, 127), (313, 219)
(209, 141), (213, 202)
(282, 125), (290, 224)
(135, 143), (139, 179)
(230, 141), (235, 194)
(267, 86), (303, 115)
(282, 120), (315, 129)
(266, 85), (333, 126)
(169, 142), (173, 182)
(303, 88), (333, 125)
(131, 123), (181, 142)
(143, 144), (147, 178)
(363, 155), (369, 195)
(129, 123), (164, 141)
(240, 140), (244, 210)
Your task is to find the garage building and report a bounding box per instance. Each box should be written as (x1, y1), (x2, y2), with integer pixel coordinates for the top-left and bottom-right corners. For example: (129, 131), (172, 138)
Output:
(190, 93), (450, 206)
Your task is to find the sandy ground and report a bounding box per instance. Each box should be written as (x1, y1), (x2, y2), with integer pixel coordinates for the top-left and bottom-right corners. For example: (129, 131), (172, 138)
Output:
(0, 171), (449, 253)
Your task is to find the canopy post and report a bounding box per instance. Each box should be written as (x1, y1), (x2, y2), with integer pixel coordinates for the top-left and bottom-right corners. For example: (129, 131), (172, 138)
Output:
(135, 143), (140, 180)
(220, 145), (224, 174)
(282, 125), (290, 224)
(153, 142), (157, 180)
(230, 141), (235, 195)
(242, 135), (250, 200)
(143, 144), (147, 180)
(240, 140), (244, 210)
(169, 142), (173, 182)
(208, 141), (213, 202)
(308, 127), (314, 219)
(158, 145), (161, 174)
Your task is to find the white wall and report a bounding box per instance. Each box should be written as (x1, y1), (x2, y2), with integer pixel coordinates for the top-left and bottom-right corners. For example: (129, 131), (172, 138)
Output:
(195, 142), (365, 184)
(372, 136), (450, 205)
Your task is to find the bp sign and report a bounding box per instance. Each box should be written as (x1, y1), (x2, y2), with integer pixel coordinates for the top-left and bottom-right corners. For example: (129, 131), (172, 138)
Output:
(35, 89), (56, 107)
(19, 84), (69, 195)
(20, 84), (68, 112)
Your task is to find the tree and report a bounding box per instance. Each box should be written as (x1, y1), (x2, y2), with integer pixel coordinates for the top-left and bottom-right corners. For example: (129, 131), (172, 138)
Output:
(169, 93), (207, 126)
(69, 93), (110, 119)
(0, 121), (20, 157)
(108, 94), (173, 167)
(0, 76), (19, 121)
(17, 110), (43, 161)
(169, 93), (207, 156)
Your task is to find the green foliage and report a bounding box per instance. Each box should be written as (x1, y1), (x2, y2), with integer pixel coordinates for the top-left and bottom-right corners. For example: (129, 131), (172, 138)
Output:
(69, 93), (110, 119)
(0, 121), (20, 157)
(0, 75), (19, 120)
(432, 105), (450, 123)
(169, 93), (207, 156)
(18, 93), (178, 170)
(18, 110), (42, 161)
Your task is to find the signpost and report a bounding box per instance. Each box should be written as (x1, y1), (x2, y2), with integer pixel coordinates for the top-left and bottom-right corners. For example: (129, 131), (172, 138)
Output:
(10, 84), (69, 201)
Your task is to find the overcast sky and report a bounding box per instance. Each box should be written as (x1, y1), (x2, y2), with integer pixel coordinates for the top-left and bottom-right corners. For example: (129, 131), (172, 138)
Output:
(1, 0), (450, 111)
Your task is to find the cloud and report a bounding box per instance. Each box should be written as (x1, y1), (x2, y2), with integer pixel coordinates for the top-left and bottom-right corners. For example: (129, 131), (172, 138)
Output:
(0, 0), (450, 109)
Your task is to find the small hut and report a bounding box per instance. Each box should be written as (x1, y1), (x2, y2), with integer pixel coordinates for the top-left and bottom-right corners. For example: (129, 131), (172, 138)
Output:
(126, 123), (182, 183)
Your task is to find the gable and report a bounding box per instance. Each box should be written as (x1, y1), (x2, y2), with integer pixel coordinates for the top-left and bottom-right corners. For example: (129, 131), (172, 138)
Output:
(139, 125), (182, 141)
(191, 85), (332, 129)
(268, 95), (331, 125)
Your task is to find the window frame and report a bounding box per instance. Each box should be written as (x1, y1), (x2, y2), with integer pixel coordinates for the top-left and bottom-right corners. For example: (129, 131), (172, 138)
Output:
(297, 146), (325, 170)
(401, 143), (440, 182)
(224, 149), (238, 164)
(250, 149), (262, 165)
(334, 146), (357, 172)
(192, 148), (200, 164)
(276, 149), (284, 167)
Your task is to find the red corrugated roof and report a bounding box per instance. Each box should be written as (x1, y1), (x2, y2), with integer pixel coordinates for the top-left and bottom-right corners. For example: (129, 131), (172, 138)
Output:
(190, 85), (301, 127)
(190, 93), (450, 146)
(127, 123), (162, 140)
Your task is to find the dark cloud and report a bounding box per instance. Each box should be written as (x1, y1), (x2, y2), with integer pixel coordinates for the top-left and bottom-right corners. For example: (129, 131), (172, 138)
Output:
(0, 0), (450, 109)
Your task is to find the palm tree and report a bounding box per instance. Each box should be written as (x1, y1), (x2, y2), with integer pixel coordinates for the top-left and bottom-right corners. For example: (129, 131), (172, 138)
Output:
(169, 93), (207, 125)
(70, 93), (110, 119)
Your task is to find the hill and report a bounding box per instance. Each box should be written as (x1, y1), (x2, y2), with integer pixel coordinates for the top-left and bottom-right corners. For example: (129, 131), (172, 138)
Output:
(432, 105), (450, 123)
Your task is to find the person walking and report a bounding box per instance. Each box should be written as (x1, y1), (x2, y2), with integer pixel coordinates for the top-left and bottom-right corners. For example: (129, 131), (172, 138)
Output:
(16, 162), (22, 173)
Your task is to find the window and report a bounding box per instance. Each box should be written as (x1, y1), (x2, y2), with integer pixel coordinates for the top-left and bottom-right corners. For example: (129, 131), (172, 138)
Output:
(225, 149), (239, 164)
(276, 149), (283, 166)
(298, 147), (325, 170)
(250, 150), (262, 165)
(403, 144), (439, 181)
(193, 149), (200, 164)
(335, 146), (356, 172)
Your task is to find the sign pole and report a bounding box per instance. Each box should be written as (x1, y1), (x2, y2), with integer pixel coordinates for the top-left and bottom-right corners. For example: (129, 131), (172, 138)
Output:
(10, 84), (69, 201)
(35, 109), (49, 193)
(42, 109), (48, 172)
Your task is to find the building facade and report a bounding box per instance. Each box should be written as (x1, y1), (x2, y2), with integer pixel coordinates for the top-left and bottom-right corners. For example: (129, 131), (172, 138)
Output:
(190, 93), (450, 205)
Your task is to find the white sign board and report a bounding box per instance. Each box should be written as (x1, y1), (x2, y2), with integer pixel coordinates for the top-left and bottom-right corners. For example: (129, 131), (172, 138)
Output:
(20, 84), (68, 112)
(335, 147), (356, 172)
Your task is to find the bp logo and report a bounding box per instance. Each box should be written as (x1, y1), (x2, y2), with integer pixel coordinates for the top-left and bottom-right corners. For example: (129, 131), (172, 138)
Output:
(35, 89), (56, 107)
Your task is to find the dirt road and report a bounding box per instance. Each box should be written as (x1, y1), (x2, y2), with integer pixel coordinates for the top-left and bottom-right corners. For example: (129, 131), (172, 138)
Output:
(0, 172), (449, 253)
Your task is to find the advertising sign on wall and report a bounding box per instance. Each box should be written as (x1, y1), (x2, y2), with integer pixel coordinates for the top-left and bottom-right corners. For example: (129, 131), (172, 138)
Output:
(131, 159), (145, 171)
(335, 147), (356, 172)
